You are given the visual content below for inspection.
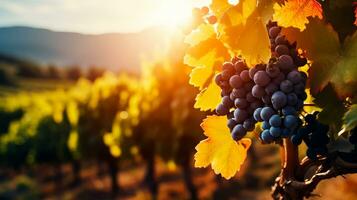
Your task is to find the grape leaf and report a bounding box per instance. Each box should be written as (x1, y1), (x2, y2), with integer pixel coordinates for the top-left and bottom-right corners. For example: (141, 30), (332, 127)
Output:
(273, 0), (323, 31)
(194, 115), (251, 179)
(194, 79), (222, 111)
(342, 104), (357, 132)
(283, 18), (357, 98)
(218, 0), (270, 66)
(184, 23), (229, 111)
(210, 0), (232, 19)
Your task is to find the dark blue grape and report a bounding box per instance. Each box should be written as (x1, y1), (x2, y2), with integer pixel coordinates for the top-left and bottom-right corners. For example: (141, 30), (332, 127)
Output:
(253, 107), (263, 122)
(282, 106), (296, 115)
(287, 93), (298, 106)
(232, 124), (247, 140)
(243, 118), (256, 131)
(269, 114), (282, 127)
(294, 83), (305, 95)
(227, 118), (237, 130)
(280, 80), (293, 93)
(271, 91), (287, 109)
(287, 70), (302, 84)
(270, 127), (281, 137)
(260, 107), (275, 121)
(254, 71), (271, 87)
(262, 121), (271, 130)
(261, 130), (274, 143)
(281, 128), (291, 137)
(234, 108), (248, 123)
(284, 115), (298, 128)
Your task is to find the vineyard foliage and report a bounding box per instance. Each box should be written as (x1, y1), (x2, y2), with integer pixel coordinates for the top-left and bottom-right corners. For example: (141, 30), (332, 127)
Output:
(184, 0), (357, 179)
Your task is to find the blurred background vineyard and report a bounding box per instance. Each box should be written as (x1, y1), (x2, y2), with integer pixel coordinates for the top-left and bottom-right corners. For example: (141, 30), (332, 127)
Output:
(0, 1), (357, 200)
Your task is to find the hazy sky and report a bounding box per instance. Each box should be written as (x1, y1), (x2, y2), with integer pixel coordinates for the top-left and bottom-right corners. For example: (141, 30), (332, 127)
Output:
(0, 0), (210, 34)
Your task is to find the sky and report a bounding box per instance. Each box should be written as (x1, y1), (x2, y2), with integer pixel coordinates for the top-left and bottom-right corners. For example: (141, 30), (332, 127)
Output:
(0, 0), (210, 34)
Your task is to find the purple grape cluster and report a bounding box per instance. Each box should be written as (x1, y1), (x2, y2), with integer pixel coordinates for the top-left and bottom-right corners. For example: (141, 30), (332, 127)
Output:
(214, 22), (309, 143)
(215, 58), (263, 141)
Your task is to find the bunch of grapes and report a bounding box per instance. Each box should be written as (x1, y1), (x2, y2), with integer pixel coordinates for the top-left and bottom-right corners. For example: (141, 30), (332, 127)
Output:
(291, 112), (330, 159)
(214, 21), (309, 143)
(215, 58), (263, 141)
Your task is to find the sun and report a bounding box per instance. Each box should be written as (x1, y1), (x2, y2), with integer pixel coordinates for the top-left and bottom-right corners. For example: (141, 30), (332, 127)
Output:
(152, 0), (206, 28)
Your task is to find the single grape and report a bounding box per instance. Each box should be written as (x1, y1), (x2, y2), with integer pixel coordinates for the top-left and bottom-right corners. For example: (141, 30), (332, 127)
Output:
(227, 118), (237, 130)
(282, 106), (296, 115)
(291, 134), (302, 145)
(253, 107), (263, 122)
(275, 35), (288, 45)
(221, 69), (234, 80)
(281, 128), (291, 137)
(232, 124), (247, 141)
(222, 62), (234, 72)
(277, 55), (294, 71)
(243, 118), (256, 131)
(222, 96), (233, 107)
(280, 80), (294, 93)
(271, 91), (287, 109)
(287, 70), (302, 84)
(254, 71), (271, 87)
(240, 70), (251, 82)
(249, 67), (259, 79)
(265, 83), (278, 96)
(287, 93), (298, 106)
(229, 75), (243, 89)
(261, 129), (274, 143)
(260, 107), (275, 121)
(275, 44), (290, 56)
(216, 103), (229, 115)
(269, 114), (282, 127)
(252, 85), (266, 98)
(270, 127), (281, 137)
(262, 121), (271, 130)
(234, 61), (246, 74)
(234, 98), (248, 108)
(284, 115), (298, 128)
(269, 26), (280, 38)
(234, 108), (248, 123)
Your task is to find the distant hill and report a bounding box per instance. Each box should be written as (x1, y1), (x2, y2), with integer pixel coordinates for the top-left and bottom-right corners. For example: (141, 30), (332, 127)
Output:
(0, 26), (171, 72)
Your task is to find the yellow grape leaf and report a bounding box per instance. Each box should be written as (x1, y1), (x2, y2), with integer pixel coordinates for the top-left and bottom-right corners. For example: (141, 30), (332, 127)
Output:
(218, 0), (270, 66)
(194, 115), (251, 179)
(210, 0), (232, 19)
(194, 79), (221, 111)
(185, 24), (215, 46)
(273, 0), (323, 31)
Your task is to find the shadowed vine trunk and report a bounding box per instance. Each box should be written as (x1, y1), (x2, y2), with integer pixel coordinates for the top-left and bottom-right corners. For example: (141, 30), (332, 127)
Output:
(71, 160), (81, 186)
(182, 156), (198, 200)
(107, 158), (119, 196)
(142, 140), (158, 199)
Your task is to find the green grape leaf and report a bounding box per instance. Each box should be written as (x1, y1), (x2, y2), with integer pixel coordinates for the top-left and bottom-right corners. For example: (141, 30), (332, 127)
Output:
(342, 104), (357, 133)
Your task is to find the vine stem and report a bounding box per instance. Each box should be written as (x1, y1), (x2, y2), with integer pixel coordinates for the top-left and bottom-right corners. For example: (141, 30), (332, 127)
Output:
(281, 139), (299, 182)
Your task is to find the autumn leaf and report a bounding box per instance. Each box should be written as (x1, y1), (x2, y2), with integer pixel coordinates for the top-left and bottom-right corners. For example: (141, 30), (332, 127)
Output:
(194, 115), (251, 179)
(283, 18), (357, 98)
(218, 0), (271, 66)
(194, 79), (222, 111)
(210, 0), (232, 19)
(273, 0), (323, 30)
(184, 23), (229, 111)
